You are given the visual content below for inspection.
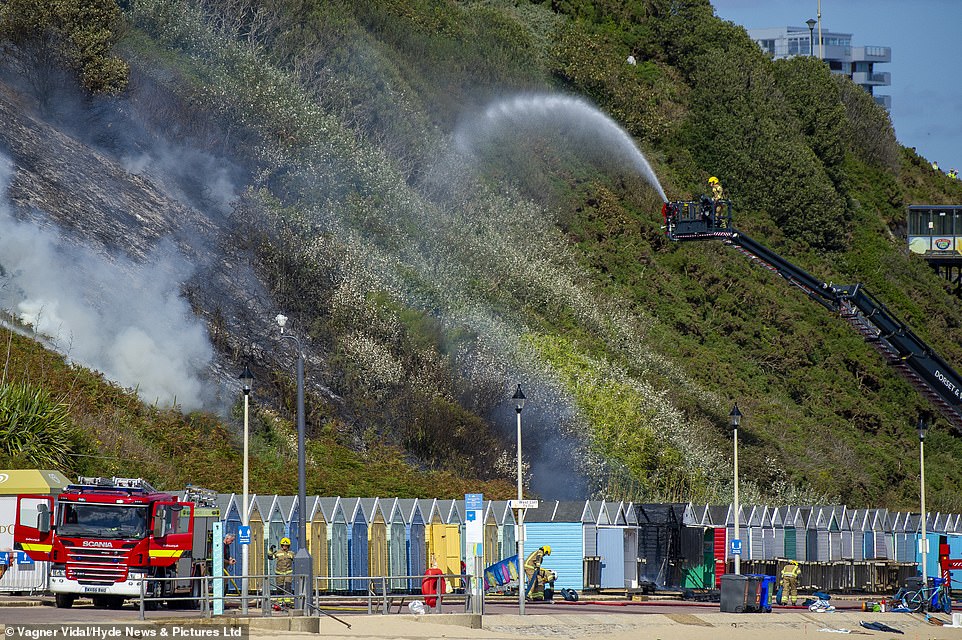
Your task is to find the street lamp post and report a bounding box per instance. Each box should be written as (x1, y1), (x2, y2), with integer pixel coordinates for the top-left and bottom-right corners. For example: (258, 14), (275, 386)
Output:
(238, 364), (254, 615)
(730, 404), (742, 576)
(513, 384), (526, 615)
(806, 19), (817, 56)
(817, 0), (823, 59)
(276, 314), (313, 612)
(918, 415), (929, 598)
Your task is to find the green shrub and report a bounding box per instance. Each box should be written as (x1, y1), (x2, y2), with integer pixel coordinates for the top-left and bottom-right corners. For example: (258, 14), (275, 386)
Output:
(0, 0), (129, 95)
(0, 382), (74, 468)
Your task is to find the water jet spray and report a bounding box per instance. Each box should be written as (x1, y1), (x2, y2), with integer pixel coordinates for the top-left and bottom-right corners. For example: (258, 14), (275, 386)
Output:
(456, 93), (668, 202)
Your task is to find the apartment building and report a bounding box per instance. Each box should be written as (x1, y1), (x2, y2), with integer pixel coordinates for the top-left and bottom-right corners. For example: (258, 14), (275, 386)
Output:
(747, 26), (892, 110)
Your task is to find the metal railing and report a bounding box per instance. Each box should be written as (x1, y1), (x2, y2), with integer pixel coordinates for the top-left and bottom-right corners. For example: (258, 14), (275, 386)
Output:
(133, 571), (470, 619)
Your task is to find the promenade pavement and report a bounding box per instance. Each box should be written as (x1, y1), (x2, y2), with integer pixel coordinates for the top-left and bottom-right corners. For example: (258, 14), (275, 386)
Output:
(3, 596), (960, 639)
(309, 610), (961, 640)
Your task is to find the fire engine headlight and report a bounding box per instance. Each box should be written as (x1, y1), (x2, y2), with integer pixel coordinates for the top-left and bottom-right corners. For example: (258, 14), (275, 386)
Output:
(128, 571), (146, 580)
(50, 568), (65, 577)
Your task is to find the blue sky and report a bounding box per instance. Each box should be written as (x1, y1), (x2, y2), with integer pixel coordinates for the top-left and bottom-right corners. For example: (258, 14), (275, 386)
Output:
(712, 0), (962, 174)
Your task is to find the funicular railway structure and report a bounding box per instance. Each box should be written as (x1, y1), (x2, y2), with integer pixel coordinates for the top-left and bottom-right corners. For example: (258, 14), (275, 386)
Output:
(663, 198), (962, 432)
(908, 205), (962, 295)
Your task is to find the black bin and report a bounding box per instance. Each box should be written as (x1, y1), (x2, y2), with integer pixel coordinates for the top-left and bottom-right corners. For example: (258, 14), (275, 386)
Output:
(720, 574), (762, 613)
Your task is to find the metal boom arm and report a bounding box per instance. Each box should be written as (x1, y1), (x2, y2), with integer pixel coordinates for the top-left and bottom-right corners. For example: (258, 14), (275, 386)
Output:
(664, 199), (962, 431)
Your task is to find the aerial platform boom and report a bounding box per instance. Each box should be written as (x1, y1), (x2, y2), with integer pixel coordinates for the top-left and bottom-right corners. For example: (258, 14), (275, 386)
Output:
(663, 198), (962, 430)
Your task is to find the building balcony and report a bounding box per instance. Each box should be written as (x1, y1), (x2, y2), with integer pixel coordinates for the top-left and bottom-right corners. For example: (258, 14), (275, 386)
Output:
(852, 71), (891, 86)
(818, 43), (852, 61)
(874, 94), (892, 110)
(853, 46), (892, 62)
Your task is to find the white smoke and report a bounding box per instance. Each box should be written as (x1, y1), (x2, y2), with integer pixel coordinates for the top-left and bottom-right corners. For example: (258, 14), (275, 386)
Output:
(0, 153), (214, 410)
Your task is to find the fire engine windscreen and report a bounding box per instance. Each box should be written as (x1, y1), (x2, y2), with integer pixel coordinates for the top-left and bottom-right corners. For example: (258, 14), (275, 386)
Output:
(58, 503), (148, 539)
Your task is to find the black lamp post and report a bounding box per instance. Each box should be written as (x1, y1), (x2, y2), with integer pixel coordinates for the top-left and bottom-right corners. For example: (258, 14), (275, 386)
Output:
(276, 314), (313, 611)
(512, 384), (526, 615)
(806, 19), (817, 56)
(238, 364), (253, 614)
(918, 415), (929, 593)
(730, 403), (742, 575)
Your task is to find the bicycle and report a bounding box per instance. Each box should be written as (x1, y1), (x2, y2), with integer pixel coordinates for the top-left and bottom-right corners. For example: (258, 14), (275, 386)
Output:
(892, 578), (952, 614)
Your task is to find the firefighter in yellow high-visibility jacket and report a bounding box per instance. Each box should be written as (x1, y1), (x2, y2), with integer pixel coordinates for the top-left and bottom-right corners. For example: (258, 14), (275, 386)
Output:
(523, 545), (551, 599)
(780, 560), (801, 605)
(268, 537), (295, 607)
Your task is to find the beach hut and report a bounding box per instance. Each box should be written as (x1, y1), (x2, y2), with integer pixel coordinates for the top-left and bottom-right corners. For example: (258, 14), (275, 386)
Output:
(482, 502), (501, 566)
(679, 504), (714, 589)
(583, 500), (605, 558)
(343, 498), (370, 592)
(781, 506), (802, 560)
(266, 496), (292, 551)
(793, 506), (812, 562)
(889, 512), (908, 562)
(400, 499), (426, 590)
(247, 496), (269, 579)
(724, 504), (748, 564)
(499, 502), (517, 567)
(287, 496), (305, 554)
(707, 505), (729, 586)
(840, 509), (859, 560)
(319, 497), (349, 592)
(383, 499), (406, 590)
(596, 501), (628, 589)
(903, 512), (921, 564)
(635, 503), (685, 587)
(768, 507), (783, 560)
(217, 494), (240, 579)
(809, 506), (830, 561)
(522, 500), (584, 591)
(871, 509), (892, 559)
(844, 509), (862, 561)
(266, 496), (293, 591)
(307, 497), (329, 590)
(362, 498), (388, 586)
(440, 500), (464, 588)
(746, 506), (765, 560)
(622, 503), (640, 588)
(829, 506), (845, 561)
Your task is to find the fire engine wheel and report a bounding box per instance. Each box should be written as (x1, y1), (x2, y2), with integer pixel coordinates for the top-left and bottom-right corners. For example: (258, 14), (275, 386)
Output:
(55, 594), (76, 608)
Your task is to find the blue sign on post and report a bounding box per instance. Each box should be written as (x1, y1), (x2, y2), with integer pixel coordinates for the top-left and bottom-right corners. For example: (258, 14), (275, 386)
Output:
(465, 493), (483, 510)
(17, 551), (34, 565)
(238, 525), (251, 545)
(730, 539), (742, 556)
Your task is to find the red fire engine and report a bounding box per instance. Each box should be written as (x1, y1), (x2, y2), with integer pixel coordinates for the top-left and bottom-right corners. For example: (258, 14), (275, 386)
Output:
(14, 477), (214, 609)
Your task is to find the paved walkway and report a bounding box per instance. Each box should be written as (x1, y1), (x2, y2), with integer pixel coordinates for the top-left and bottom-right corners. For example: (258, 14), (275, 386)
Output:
(2, 596), (959, 639)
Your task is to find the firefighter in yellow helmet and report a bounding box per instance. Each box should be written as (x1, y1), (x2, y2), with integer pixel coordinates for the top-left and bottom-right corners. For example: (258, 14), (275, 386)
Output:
(523, 545), (552, 600)
(780, 559), (802, 606)
(268, 537), (295, 607)
(708, 176), (726, 222)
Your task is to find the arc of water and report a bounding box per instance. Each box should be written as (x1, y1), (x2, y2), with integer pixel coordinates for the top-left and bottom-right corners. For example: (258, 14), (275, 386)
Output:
(460, 94), (667, 203)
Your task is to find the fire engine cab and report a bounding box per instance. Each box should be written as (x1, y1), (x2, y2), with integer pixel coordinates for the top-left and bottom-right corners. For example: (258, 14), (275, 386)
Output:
(14, 477), (209, 609)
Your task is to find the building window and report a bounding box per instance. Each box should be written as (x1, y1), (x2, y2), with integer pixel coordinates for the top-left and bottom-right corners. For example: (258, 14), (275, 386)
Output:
(757, 39), (775, 55)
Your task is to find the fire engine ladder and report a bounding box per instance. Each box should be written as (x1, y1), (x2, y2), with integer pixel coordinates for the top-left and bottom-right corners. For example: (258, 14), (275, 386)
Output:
(672, 224), (962, 431)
